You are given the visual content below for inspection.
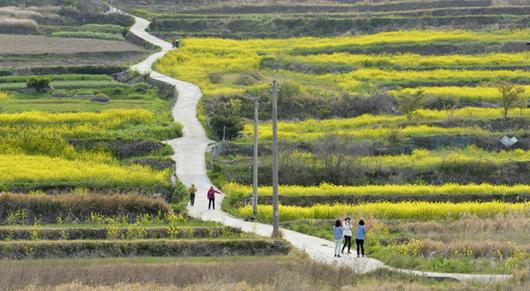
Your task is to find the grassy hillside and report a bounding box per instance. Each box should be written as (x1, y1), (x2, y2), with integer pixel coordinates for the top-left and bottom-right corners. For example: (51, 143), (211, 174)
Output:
(117, 0), (530, 38)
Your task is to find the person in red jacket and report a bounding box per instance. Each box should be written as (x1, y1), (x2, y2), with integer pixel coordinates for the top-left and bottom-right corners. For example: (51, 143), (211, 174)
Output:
(207, 186), (222, 210)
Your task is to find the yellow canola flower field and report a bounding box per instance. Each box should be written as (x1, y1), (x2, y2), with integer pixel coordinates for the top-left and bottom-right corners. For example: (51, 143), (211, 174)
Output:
(0, 91), (8, 100)
(326, 68), (529, 91)
(243, 108), (530, 142)
(0, 109), (153, 126)
(155, 29), (530, 96)
(357, 147), (530, 170)
(224, 183), (530, 197)
(0, 154), (170, 190)
(245, 147), (529, 170)
(391, 86), (530, 103)
(238, 202), (530, 221)
(0, 109), (155, 139)
(291, 52), (530, 68)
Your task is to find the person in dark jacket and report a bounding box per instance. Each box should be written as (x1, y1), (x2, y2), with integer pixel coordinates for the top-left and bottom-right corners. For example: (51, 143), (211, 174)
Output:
(188, 184), (197, 206)
(207, 186), (222, 210)
(342, 216), (352, 254)
(355, 219), (366, 258)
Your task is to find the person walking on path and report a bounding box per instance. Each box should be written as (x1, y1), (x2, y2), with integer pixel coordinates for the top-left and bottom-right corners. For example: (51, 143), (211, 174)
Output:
(355, 219), (366, 258)
(342, 216), (352, 254)
(207, 186), (222, 210)
(187, 184), (197, 206)
(333, 219), (343, 258)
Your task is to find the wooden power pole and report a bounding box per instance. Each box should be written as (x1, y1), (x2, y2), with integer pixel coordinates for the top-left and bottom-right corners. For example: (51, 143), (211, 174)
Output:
(252, 97), (259, 218)
(271, 80), (280, 237)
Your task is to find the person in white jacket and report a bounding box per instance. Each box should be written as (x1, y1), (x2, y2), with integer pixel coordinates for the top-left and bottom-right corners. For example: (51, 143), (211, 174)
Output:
(341, 216), (352, 254)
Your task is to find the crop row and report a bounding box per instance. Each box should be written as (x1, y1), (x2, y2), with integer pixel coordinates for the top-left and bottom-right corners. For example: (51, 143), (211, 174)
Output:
(0, 108), (152, 126)
(0, 239), (290, 259)
(0, 154), (171, 192)
(225, 183), (530, 198)
(237, 202), (530, 221)
(0, 226), (240, 241)
(0, 74), (113, 84)
(250, 124), (502, 142)
(242, 107), (529, 142)
(0, 80), (123, 90)
(0, 193), (171, 224)
(279, 147), (530, 171)
(288, 52), (530, 70)
(391, 85), (530, 103)
(324, 68), (530, 91)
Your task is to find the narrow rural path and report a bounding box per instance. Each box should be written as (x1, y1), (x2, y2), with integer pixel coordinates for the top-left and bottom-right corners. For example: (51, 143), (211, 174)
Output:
(126, 15), (512, 283)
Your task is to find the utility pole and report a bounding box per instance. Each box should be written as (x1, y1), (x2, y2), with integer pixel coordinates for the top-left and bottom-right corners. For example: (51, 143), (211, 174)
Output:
(271, 80), (280, 238)
(252, 97), (259, 218)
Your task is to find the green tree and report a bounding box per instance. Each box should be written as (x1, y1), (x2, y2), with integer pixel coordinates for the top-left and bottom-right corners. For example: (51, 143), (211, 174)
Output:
(26, 77), (51, 93)
(397, 88), (424, 121)
(208, 98), (244, 140)
(497, 81), (525, 120)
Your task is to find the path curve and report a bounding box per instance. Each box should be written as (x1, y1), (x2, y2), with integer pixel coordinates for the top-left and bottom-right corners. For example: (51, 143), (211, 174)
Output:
(126, 15), (512, 284)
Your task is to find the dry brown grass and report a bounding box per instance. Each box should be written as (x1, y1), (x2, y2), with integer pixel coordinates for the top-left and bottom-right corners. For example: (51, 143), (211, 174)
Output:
(0, 7), (42, 19)
(386, 213), (530, 244)
(2, 255), (528, 291)
(0, 257), (350, 290)
(0, 34), (144, 55)
(0, 18), (38, 34)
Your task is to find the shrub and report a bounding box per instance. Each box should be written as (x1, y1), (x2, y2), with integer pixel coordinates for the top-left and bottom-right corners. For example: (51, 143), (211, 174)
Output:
(92, 93), (110, 103)
(26, 77), (51, 93)
(208, 73), (223, 84)
(133, 82), (150, 93)
(0, 193), (171, 224)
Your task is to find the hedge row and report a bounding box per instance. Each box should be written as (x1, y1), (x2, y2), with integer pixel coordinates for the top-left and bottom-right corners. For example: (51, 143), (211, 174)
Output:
(0, 226), (241, 241)
(0, 239), (290, 259)
(0, 193), (171, 224)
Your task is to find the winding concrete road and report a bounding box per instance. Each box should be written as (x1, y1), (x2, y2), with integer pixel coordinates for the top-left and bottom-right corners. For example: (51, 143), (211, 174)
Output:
(127, 15), (512, 283)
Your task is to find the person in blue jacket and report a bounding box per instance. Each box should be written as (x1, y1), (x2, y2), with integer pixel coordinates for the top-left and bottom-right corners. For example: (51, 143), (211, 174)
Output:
(333, 219), (343, 258)
(355, 219), (366, 258)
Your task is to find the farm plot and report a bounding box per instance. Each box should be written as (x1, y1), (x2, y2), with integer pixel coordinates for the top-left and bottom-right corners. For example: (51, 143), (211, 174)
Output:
(0, 75), (181, 194)
(0, 192), (288, 260)
(0, 34), (147, 72)
(121, 0), (530, 38)
(0, 3), (148, 72)
(153, 27), (530, 277)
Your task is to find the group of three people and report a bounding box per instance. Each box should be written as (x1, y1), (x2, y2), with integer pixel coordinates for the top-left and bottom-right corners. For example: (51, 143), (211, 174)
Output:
(187, 184), (222, 210)
(333, 217), (366, 258)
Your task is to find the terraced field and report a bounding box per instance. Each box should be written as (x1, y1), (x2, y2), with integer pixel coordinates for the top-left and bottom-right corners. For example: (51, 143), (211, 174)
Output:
(0, 3), (148, 72)
(117, 0), (530, 38)
(153, 2), (530, 277)
(2, 0), (529, 289)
